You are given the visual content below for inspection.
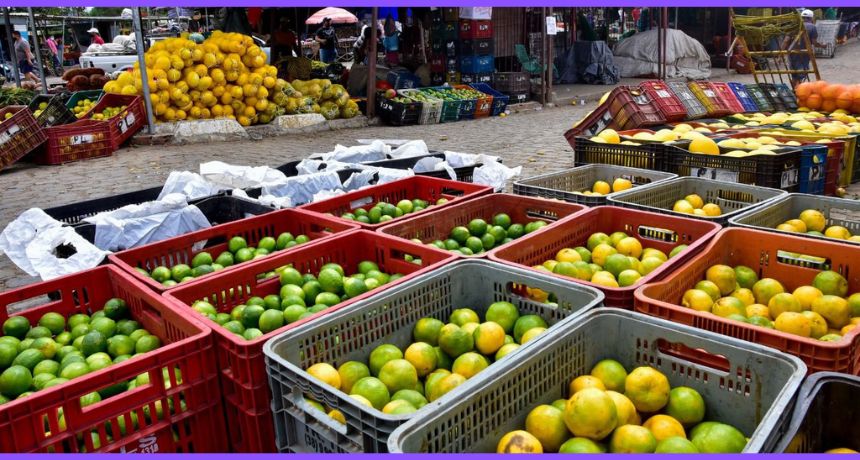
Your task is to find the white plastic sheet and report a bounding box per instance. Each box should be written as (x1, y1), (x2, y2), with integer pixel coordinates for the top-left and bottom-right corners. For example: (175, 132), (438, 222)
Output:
(200, 161), (288, 189)
(473, 160), (522, 192)
(158, 171), (227, 201)
(261, 171), (344, 206)
(25, 226), (109, 281)
(0, 208), (65, 276)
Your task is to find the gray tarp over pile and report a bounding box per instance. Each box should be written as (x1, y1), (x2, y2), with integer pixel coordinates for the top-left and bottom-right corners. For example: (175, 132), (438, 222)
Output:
(613, 28), (711, 80)
(557, 41), (620, 85)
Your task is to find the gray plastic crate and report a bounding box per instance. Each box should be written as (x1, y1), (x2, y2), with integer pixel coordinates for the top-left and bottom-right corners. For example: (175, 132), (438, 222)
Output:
(667, 81), (708, 120)
(388, 309), (806, 453)
(773, 372), (860, 453)
(263, 259), (604, 453)
(730, 193), (860, 244)
(513, 164), (677, 206)
(608, 176), (787, 225)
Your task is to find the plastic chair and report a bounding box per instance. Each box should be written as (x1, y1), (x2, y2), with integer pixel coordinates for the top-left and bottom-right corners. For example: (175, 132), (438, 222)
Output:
(515, 43), (559, 79)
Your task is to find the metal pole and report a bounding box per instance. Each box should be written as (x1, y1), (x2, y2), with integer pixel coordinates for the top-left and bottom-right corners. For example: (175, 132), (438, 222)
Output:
(366, 7), (378, 118)
(133, 8), (156, 134)
(547, 7), (553, 105)
(4, 8), (21, 87)
(28, 8), (48, 94)
(540, 7), (547, 106)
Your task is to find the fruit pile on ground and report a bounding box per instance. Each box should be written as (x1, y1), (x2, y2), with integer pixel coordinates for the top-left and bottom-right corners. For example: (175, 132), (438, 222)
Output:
(575, 178), (632, 197)
(682, 265), (860, 341)
(275, 79), (358, 121)
(90, 105), (128, 121)
(672, 194), (723, 217)
(340, 198), (446, 224)
(773, 208), (860, 243)
(189, 261), (404, 340)
(0, 298), (164, 406)
(106, 32), (285, 126)
(136, 234), (311, 287)
(72, 98), (98, 119)
(303, 302), (549, 420)
(496, 360), (747, 453)
(532, 232), (687, 288)
(794, 81), (860, 115)
(427, 214), (545, 255)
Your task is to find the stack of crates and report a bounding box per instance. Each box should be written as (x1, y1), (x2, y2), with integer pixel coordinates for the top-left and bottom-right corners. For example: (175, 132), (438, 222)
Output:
(430, 8), (460, 85)
(457, 8), (495, 85)
(493, 72), (530, 104)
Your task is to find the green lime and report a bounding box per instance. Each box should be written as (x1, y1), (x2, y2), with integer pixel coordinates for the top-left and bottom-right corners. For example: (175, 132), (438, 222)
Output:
(67, 313), (90, 330)
(358, 261), (379, 275)
(485, 301), (520, 334)
(59, 362), (90, 380)
(128, 329), (150, 343)
(85, 352), (112, 371)
(235, 248), (254, 263)
(295, 235), (309, 244)
(366, 270), (390, 285)
(107, 335), (135, 358)
(279, 267), (303, 286)
(33, 359), (60, 377)
(318, 268), (344, 294)
(258, 237), (277, 252)
(192, 265), (214, 277)
(33, 373), (55, 390)
(258, 310), (285, 333)
(215, 251), (235, 267)
(280, 284), (305, 301)
(281, 295), (306, 309)
(30, 337), (58, 359)
(343, 277), (368, 298)
(450, 226), (471, 244)
(223, 321), (245, 335)
(247, 296), (265, 307)
(171, 264), (192, 282)
(524, 221), (547, 233)
(308, 304), (328, 314)
(315, 292), (341, 307)
(263, 295), (282, 310)
(80, 332), (107, 356)
(513, 315), (548, 343)
(0, 365), (32, 398)
(302, 281), (323, 302)
(243, 328), (263, 340)
(228, 236), (248, 253)
(55, 345), (77, 362)
(17, 338), (34, 353)
(135, 335), (161, 353)
(134, 267), (151, 278)
(369, 344), (403, 376)
(90, 317), (117, 338)
(13, 348), (45, 371)
(26, 326), (52, 339)
(116, 320), (141, 337)
(450, 308), (480, 326)
(215, 313), (231, 325)
(151, 266), (171, 282)
(466, 236), (484, 254)
(413, 317), (444, 345)
(55, 331), (72, 346)
(492, 213), (512, 230)
(480, 233), (496, 250)
(488, 225), (507, 243)
(381, 203), (397, 217)
(191, 251), (213, 268)
(396, 199), (414, 214)
(276, 232), (294, 249)
(192, 301), (217, 316)
(467, 218), (488, 236)
(0, 343), (17, 368)
(38, 312), (66, 335)
(506, 224), (525, 239)
(444, 239), (460, 250)
(283, 305), (308, 323)
(241, 305), (265, 328)
(368, 207), (383, 223)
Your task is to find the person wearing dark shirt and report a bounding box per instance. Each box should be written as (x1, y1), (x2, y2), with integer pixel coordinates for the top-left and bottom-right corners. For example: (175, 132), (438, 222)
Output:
(315, 17), (338, 63)
(188, 11), (203, 33)
(273, 17), (300, 60)
(787, 10), (825, 85)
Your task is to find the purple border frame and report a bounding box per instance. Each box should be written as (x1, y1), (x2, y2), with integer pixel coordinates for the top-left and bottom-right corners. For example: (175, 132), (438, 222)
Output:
(6, 1), (860, 7)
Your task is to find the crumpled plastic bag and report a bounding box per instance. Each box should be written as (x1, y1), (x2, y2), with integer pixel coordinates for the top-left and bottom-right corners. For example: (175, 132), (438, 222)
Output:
(295, 158), (355, 175)
(200, 161), (287, 189)
(310, 140), (391, 163)
(158, 170), (227, 201)
(312, 188), (347, 203)
(444, 151), (500, 168)
(388, 140), (430, 159)
(0, 208), (66, 276)
(261, 171), (343, 206)
(25, 226), (109, 281)
(473, 160), (522, 192)
(413, 157), (457, 180)
(232, 188), (294, 209)
(84, 194), (212, 252)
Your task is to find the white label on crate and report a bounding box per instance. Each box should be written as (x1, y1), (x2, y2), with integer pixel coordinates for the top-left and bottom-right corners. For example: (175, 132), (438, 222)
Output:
(633, 94), (649, 105)
(738, 90), (749, 98)
(691, 167), (738, 182)
(350, 196), (374, 210)
(0, 124), (19, 146)
(703, 90), (716, 98)
(119, 435), (160, 453)
(71, 134), (94, 145)
(655, 90), (672, 98)
(809, 163), (823, 182)
(379, 99), (394, 111)
(781, 168), (799, 188)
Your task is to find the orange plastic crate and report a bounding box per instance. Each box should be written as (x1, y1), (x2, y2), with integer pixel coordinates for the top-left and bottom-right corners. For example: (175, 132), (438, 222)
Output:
(635, 228), (860, 375)
(489, 206), (721, 308)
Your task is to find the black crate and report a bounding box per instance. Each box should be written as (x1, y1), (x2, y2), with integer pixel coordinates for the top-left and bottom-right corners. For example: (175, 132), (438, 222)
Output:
(759, 83), (787, 112)
(28, 93), (75, 128)
(459, 73), (493, 85)
(430, 72), (445, 86)
(365, 153), (480, 182)
(44, 186), (164, 225)
(494, 72), (530, 93)
(506, 90), (529, 104)
(445, 56), (458, 71)
(377, 94), (421, 126)
(774, 372), (860, 453)
(445, 40), (458, 57)
(459, 38), (494, 56)
(574, 136), (666, 171)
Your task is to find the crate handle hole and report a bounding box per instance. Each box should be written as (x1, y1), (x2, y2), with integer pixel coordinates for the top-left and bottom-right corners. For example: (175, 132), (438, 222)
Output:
(291, 389), (350, 436)
(655, 338), (731, 373)
(507, 282), (557, 305)
(776, 250), (831, 271)
(637, 225), (678, 243)
(525, 208), (560, 221)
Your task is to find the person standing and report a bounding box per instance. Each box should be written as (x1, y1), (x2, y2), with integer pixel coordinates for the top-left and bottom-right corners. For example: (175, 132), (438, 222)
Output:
(11, 30), (41, 84)
(382, 15), (399, 66)
(786, 9), (825, 85)
(188, 11), (204, 33)
(273, 17), (300, 61)
(315, 17), (338, 63)
(45, 35), (62, 71)
(87, 27), (104, 45)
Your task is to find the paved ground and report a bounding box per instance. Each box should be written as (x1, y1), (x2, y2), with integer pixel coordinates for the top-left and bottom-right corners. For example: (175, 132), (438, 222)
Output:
(2, 39), (860, 291)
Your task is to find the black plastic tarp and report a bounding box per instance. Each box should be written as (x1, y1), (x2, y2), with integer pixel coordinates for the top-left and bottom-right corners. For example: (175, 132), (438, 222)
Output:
(555, 40), (620, 85)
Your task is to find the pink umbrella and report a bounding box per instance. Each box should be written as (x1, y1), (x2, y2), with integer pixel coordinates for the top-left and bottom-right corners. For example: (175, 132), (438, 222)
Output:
(305, 7), (358, 25)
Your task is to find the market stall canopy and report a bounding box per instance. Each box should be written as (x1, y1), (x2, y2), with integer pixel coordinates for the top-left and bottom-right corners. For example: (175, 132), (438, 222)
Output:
(613, 28), (711, 80)
(305, 7), (358, 25)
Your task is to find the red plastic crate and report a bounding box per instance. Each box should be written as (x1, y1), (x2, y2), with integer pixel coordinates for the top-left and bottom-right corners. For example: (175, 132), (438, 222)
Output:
(0, 106), (47, 171)
(299, 176), (493, 230)
(458, 19), (493, 39)
(711, 81), (746, 114)
(565, 101), (617, 140)
(454, 84), (493, 118)
(379, 193), (587, 259)
(639, 80), (688, 122)
(429, 53), (445, 72)
(36, 119), (113, 165)
(109, 208), (358, 293)
(607, 86), (667, 130)
(84, 93), (146, 149)
(489, 206), (721, 308)
(0, 265), (224, 453)
(163, 230), (456, 452)
(635, 228), (860, 375)
(825, 146), (843, 196)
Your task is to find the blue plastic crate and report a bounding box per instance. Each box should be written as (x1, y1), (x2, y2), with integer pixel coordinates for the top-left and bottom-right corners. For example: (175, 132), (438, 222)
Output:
(470, 83), (509, 116)
(387, 70), (421, 90)
(728, 82), (758, 113)
(799, 144), (828, 195)
(459, 55), (494, 74)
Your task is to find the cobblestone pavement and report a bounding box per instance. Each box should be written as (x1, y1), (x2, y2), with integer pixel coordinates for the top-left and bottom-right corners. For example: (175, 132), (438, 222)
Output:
(2, 39), (860, 291)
